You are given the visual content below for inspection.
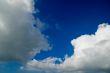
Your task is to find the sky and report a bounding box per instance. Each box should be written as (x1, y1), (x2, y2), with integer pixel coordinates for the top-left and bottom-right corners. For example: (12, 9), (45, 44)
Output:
(0, 0), (110, 73)
(35, 0), (110, 59)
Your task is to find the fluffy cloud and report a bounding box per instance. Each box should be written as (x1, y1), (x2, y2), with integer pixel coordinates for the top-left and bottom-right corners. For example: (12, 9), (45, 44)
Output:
(0, 0), (50, 63)
(1, 0), (110, 73)
(24, 23), (110, 73)
(60, 23), (110, 73)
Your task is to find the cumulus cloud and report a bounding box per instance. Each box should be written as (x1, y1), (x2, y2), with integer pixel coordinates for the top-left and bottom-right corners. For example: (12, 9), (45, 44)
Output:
(24, 23), (110, 73)
(0, 0), (50, 63)
(1, 0), (110, 73)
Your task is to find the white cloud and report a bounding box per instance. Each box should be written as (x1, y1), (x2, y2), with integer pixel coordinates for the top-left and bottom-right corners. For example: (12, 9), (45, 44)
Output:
(1, 0), (110, 73)
(24, 23), (110, 73)
(0, 0), (50, 63)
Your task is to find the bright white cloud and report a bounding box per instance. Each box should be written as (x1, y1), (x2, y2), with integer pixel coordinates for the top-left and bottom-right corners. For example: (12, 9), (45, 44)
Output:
(24, 23), (110, 73)
(1, 0), (110, 73)
(0, 0), (50, 63)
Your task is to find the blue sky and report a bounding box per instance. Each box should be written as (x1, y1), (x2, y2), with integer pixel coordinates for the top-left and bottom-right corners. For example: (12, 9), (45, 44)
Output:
(35, 0), (110, 60)
(1, 0), (110, 73)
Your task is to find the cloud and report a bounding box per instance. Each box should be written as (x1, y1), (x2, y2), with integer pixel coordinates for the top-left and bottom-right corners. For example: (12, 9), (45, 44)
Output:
(24, 23), (110, 73)
(1, 0), (110, 73)
(36, 18), (49, 31)
(0, 0), (50, 63)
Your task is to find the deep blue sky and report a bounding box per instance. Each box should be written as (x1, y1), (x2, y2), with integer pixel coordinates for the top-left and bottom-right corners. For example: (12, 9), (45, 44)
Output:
(35, 0), (110, 60)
